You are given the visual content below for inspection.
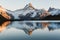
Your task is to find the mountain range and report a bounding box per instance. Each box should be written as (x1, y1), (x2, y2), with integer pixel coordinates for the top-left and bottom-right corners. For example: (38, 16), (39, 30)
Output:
(0, 3), (60, 20)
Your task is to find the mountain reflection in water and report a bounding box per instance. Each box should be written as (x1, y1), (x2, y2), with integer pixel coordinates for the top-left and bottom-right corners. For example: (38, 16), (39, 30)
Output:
(0, 21), (60, 35)
(0, 21), (10, 32)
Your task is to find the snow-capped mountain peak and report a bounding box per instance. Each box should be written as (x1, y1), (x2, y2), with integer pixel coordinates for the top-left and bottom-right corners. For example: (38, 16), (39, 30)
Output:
(48, 7), (60, 15)
(24, 3), (35, 10)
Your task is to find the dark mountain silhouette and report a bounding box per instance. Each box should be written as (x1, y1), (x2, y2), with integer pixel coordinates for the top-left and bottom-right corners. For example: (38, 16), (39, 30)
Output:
(0, 14), (8, 25)
(41, 14), (60, 20)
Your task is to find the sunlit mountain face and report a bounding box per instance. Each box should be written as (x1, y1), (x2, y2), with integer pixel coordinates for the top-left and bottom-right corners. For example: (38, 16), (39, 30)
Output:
(0, 6), (11, 19)
(0, 21), (60, 35)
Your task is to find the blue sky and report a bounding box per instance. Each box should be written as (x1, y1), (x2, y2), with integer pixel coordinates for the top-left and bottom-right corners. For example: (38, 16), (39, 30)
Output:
(0, 0), (60, 10)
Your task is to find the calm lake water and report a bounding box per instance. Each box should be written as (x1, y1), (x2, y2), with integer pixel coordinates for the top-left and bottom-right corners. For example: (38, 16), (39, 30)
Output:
(0, 21), (60, 40)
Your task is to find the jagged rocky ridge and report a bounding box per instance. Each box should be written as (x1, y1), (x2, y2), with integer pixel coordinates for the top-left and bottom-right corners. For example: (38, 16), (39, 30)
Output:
(0, 3), (60, 20)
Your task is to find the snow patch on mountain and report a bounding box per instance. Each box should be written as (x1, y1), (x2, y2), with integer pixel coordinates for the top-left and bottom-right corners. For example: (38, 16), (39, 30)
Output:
(48, 7), (60, 15)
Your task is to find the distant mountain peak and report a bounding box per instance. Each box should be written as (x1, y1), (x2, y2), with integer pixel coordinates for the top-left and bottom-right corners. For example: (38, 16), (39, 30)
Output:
(24, 3), (35, 10)
(48, 7), (55, 12)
